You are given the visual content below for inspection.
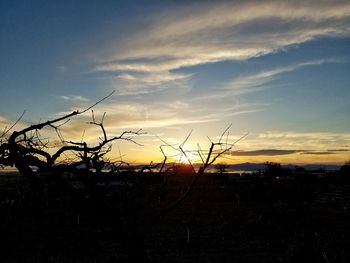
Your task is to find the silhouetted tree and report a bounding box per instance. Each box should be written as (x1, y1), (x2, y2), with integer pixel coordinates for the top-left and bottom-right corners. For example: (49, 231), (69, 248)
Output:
(217, 162), (228, 174)
(148, 125), (247, 229)
(0, 92), (148, 262)
(0, 91), (143, 178)
(264, 161), (284, 179)
(340, 160), (350, 174)
(337, 160), (350, 184)
(216, 162), (228, 183)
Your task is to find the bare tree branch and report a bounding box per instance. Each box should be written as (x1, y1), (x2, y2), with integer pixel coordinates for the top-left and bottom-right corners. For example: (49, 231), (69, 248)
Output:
(146, 126), (247, 236)
(0, 91), (148, 176)
(8, 91), (115, 144)
(0, 110), (26, 139)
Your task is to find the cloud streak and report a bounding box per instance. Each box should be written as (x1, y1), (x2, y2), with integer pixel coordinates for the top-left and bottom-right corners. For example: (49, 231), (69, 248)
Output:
(93, 1), (350, 94)
(232, 131), (350, 155)
(232, 149), (300, 156)
(60, 95), (90, 102)
(230, 149), (341, 156)
(190, 58), (343, 104)
(224, 58), (342, 91)
(112, 71), (192, 95)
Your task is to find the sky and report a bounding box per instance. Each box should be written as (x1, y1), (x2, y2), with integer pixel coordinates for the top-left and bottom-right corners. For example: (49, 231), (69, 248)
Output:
(1, 0), (350, 165)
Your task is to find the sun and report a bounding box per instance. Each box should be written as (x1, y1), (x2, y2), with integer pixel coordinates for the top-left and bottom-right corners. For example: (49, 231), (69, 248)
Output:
(178, 150), (200, 164)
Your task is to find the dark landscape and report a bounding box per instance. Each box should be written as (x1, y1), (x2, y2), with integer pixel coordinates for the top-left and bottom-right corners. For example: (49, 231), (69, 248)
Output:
(1, 162), (350, 263)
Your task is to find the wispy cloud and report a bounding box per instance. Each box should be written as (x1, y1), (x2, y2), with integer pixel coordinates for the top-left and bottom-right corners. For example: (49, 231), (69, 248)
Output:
(327, 149), (349, 152)
(258, 131), (350, 141)
(93, 1), (350, 94)
(0, 115), (31, 133)
(193, 58), (343, 102)
(234, 131), (350, 154)
(216, 131), (350, 164)
(0, 116), (9, 126)
(112, 71), (192, 95)
(54, 86), (271, 140)
(301, 151), (337, 155)
(224, 58), (342, 91)
(232, 149), (300, 156)
(230, 149), (342, 157)
(54, 100), (214, 141)
(57, 65), (66, 73)
(60, 95), (90, 102)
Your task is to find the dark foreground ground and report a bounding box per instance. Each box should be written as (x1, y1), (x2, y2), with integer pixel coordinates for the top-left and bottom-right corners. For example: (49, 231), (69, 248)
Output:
(1, 171), (349, 262)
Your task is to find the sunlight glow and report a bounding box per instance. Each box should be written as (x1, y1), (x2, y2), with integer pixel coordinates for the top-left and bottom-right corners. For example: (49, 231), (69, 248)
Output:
(178, 151), (201, 165)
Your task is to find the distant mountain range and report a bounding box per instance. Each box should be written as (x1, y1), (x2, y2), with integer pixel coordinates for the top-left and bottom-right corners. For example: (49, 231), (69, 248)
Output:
(215, 162), (342, 171)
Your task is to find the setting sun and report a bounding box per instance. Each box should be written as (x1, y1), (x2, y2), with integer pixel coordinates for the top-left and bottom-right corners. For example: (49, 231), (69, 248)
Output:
(178, 150), (201, 165)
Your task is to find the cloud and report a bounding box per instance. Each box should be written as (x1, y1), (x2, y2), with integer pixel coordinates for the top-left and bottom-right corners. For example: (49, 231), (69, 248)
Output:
(57, 65), (66, 73)
(60, 95), (90, 102)
(229, 149), (340, 156)
(232, 149), (300, 156)
(301, 151), (337, 155)
(327, 149), (349, 152)
(192, 58), (343, 102)
(232, 131), (350, 155)
(211, 131), (350, 165)
(0, 116), (9, 126)
(258, 131), (350, 140)
(0, 114), (33, 136)
(94, 0), (350, 96)
(54, 90), (268, 140)
(112, 71), (192, 95)
(84, 0), (350, 134)
(224, 58), (342, 91)
(53, 99), (218, 143)
(214, 131), (350, 151)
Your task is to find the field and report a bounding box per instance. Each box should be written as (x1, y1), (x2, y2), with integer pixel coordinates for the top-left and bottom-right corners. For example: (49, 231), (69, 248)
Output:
(1, 170), (350, 263)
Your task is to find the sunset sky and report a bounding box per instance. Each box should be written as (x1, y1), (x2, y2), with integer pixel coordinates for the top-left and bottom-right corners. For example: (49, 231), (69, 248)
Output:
(1, 1), (350, 165)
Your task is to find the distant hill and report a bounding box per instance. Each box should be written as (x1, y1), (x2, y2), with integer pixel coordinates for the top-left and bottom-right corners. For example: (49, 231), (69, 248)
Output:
(220, 162), (341, 171)
(1, 162), (342, 175)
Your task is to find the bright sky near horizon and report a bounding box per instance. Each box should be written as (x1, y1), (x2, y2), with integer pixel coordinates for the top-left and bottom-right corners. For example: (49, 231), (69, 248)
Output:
(1, 0), (350, 165)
